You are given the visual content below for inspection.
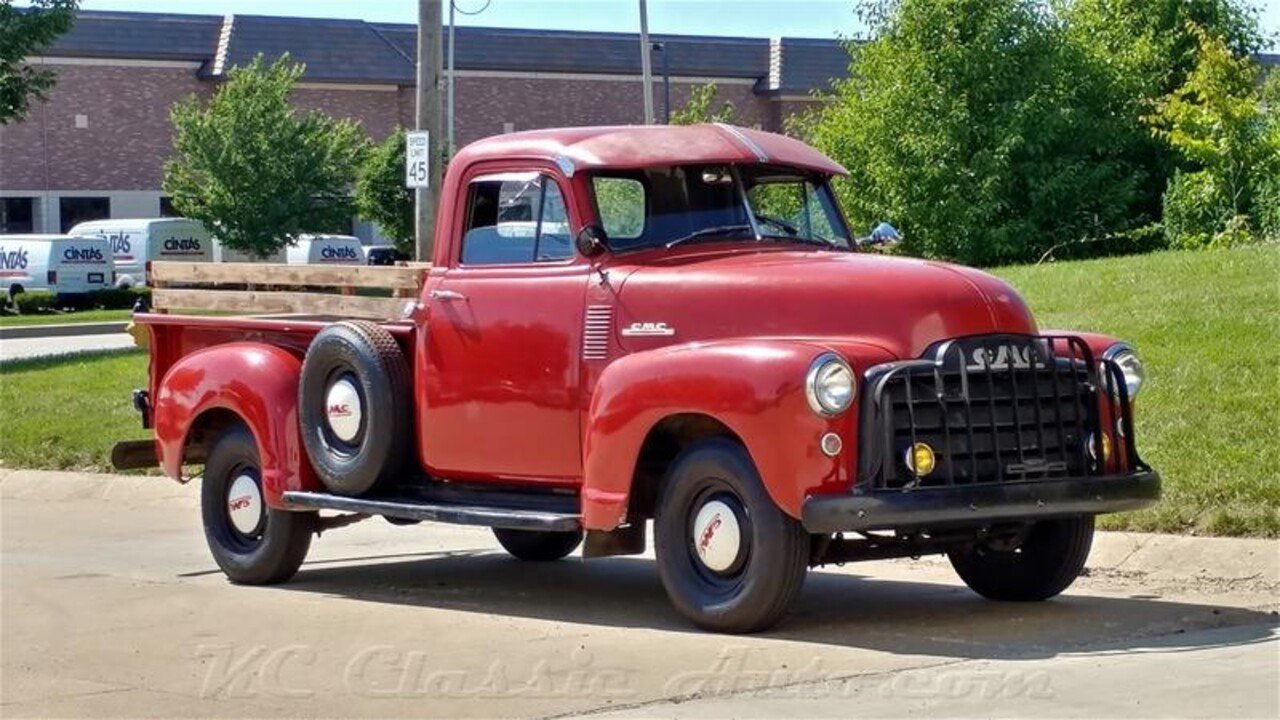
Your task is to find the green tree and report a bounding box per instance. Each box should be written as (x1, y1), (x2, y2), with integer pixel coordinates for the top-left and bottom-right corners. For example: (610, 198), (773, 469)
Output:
(1150, 25), (1277, 247)
(799, 0), (1145, 265)
(355, 128), (414, 253)
(164, 55), (369, 257)
(670, 83), (738, 125)
(1062, 0), (1265, 222)
(0, 0), (78, 125)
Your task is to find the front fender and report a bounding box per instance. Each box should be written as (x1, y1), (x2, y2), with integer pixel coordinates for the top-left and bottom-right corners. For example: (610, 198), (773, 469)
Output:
(152, 342), (320, 507)
(581, 339), (894, 530)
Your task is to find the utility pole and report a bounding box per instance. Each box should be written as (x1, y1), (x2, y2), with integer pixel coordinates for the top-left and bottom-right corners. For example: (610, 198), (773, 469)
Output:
(638, 0), (654, 124)
(415, 0), (443, 262)
(447, 0), (456, 155)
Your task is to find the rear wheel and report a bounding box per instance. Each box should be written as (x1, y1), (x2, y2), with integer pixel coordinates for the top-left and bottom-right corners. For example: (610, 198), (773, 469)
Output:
(201, 425), (315, 584)
(492, 528), (583, 561)
(948, 516), (1095, 601)
(653, 439), (808, 633)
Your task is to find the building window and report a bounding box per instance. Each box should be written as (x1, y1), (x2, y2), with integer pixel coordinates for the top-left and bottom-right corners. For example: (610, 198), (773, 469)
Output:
(1, 198), (35, 234)
(159, 197), (180, 217)
(60, 197), (110, 233)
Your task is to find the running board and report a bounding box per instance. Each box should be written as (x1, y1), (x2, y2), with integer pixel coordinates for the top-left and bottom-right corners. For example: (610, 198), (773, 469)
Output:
(281, 491), (581, 532)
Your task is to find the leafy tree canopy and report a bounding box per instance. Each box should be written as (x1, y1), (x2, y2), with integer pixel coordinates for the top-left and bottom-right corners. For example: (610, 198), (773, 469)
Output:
(0, 0), (78, 125)
(670, 83), (738, 125)
(164, 55), (369, 257)
(800, 0), (1148, 265)
(355, 128), (415, 254)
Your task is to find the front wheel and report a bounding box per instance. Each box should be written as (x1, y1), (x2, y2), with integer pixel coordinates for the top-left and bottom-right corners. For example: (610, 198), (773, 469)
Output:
(948, 516), (1095, 601)
(654, 439), (809, 633)
(201, 425), (316, 585)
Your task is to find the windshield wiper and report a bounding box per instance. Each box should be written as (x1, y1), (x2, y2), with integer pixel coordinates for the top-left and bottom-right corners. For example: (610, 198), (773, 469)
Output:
(665, 224), (753, 249)
(758, 233), (836, 249)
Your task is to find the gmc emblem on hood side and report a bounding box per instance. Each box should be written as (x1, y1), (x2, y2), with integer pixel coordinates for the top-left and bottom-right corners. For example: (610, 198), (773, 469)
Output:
(622, 322), (675, 337)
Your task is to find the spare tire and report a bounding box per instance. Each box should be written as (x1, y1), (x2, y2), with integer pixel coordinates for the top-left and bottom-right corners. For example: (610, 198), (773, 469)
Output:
(300, 320), (412, 495)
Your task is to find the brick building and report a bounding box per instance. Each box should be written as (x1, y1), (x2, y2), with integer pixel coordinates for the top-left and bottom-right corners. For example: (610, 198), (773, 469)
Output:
(0, 10), (850, 238)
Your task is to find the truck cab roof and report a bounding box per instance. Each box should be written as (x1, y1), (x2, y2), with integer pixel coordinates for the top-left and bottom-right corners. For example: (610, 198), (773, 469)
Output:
(453, 124), (849, 176)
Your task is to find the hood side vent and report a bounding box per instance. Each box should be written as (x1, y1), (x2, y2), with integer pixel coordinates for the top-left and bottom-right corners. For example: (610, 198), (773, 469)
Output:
(583, 305), (613, 360)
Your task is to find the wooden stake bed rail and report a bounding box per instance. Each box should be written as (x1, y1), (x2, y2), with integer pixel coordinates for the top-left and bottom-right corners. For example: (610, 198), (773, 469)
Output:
(149, 262), (430, 319)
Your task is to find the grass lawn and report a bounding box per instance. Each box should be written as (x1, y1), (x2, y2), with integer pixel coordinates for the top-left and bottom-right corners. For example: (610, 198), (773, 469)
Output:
(0, 309), (134, 327)
(0, 349), (152, 472)
(995, 244), (1280, 537)
(0, 246), (1275, 535)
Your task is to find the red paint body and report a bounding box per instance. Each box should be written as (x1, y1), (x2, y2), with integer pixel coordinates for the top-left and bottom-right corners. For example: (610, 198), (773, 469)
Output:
(137, 125), (1134, 529)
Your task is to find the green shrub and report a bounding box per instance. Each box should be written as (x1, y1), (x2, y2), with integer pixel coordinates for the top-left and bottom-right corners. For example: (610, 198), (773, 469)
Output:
(3, 287), (149, 315)
(1162, 170), (1231, 249)
(92, 287), (150, 310)
(9, 291), (57, 314)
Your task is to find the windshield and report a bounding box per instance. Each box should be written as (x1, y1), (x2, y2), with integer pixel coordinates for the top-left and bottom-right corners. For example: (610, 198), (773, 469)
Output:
(591, 165), (852, 253)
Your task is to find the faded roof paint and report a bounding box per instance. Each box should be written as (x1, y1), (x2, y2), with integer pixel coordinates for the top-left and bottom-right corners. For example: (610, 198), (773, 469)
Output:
(452, 124), (849, 175)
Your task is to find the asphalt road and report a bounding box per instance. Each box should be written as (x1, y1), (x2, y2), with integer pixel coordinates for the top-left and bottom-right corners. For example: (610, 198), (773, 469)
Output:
(2, 470), (1277, 718)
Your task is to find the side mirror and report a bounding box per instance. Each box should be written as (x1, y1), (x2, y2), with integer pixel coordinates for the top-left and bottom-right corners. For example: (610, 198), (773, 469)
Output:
(859, 222), (901, 249)
(576, 224), (609, 258)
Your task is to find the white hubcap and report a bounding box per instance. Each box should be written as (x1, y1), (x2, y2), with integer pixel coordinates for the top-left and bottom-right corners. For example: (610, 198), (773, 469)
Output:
(692, 500), (742, 573)
(325, 378), (362, 443)
(227, 474), (263, 535)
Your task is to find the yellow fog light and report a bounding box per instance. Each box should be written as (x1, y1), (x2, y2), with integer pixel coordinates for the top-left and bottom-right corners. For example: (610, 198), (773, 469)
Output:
(1088, 433), (1113, 462)
(904, 442), (936, 477)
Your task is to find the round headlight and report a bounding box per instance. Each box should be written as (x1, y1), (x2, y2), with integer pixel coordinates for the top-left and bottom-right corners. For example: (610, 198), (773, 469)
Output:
(1103, 344), (1145, 399)
(806, 353), (855, 416)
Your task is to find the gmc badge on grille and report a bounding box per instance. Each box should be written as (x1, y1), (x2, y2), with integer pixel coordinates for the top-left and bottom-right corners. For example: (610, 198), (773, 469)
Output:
(966, 344), (1044, 371)
(1006, 458), (1067, 475)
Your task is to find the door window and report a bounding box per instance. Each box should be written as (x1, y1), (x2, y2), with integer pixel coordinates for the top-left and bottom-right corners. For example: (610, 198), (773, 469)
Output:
(461, 174), (573, 265)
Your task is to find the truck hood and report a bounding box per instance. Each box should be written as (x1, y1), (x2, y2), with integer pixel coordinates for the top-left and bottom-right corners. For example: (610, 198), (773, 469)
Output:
(612, 249), (1036, 360)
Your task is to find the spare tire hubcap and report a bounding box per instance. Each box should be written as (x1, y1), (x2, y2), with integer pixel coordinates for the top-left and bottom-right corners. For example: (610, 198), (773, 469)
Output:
(692, 499), (742, 573)
(325, 377), (362, 443)
(227, 474), (263, 536)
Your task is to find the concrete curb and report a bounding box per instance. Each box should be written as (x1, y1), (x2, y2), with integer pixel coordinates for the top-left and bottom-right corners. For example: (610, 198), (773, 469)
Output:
(2, 467), (1276, 590)
(0, 321), (129, 339)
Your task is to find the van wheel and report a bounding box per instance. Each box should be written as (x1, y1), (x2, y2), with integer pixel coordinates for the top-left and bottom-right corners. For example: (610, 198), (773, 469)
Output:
(201, 426), (315, 584)
(492, 528), (583, 561)
(653, 439), (808, 633)
(299, 321), (412, 495)
(948, 516), (1095, 601)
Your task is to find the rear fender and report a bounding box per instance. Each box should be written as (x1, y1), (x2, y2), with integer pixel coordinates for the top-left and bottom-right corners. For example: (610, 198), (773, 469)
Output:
(152, 342), (320, 506)
(581, 339), (892, 530)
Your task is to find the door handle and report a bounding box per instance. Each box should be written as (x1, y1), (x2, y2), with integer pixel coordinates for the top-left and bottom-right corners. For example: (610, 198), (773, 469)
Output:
(429, 289), (467, 302)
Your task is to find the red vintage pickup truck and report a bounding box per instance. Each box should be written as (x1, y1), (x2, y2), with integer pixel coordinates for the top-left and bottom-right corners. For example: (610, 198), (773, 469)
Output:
(118, 124), (1158, 633)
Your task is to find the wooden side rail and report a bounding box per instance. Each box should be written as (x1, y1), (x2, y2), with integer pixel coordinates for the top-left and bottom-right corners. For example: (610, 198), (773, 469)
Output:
(148, 261), (429, 319)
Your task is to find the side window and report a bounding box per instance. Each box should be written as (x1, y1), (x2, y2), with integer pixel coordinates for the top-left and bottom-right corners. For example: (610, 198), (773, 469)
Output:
(461, 174), (573, 265)
(592, 177), (645, 240)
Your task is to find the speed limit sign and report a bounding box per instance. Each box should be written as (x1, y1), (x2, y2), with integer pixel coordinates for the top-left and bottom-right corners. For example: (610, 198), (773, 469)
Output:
(405, 131), (430, 189)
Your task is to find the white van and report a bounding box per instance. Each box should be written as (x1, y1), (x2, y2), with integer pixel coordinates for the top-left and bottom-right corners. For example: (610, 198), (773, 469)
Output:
(212, 239), (286, 264)
(0, 234), (115, 298)
(68, 218), (213, 288)
(286, 235), (366, 265)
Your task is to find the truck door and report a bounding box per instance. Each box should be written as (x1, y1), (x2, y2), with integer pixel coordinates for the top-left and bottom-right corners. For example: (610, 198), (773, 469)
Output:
(421, 169), (588, 484)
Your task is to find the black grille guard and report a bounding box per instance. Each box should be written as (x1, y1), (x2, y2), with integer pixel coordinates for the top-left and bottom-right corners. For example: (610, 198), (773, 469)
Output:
(856, 334), (1147, 491)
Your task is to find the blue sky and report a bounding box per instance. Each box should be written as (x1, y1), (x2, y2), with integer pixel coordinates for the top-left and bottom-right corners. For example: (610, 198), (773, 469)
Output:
(64, 0), (1280, 41)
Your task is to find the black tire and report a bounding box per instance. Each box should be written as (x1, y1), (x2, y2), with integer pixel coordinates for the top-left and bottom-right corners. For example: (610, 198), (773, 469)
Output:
(492, 528), (583, 561)
(653, 439), (809, 633)
(300, 320), (412, 495)
(201, 425), (315, 584)
(948, 516), (1095, 601)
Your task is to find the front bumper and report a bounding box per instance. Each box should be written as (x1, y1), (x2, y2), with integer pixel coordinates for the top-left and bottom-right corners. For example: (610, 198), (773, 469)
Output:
(802, 470), (1160, 534)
